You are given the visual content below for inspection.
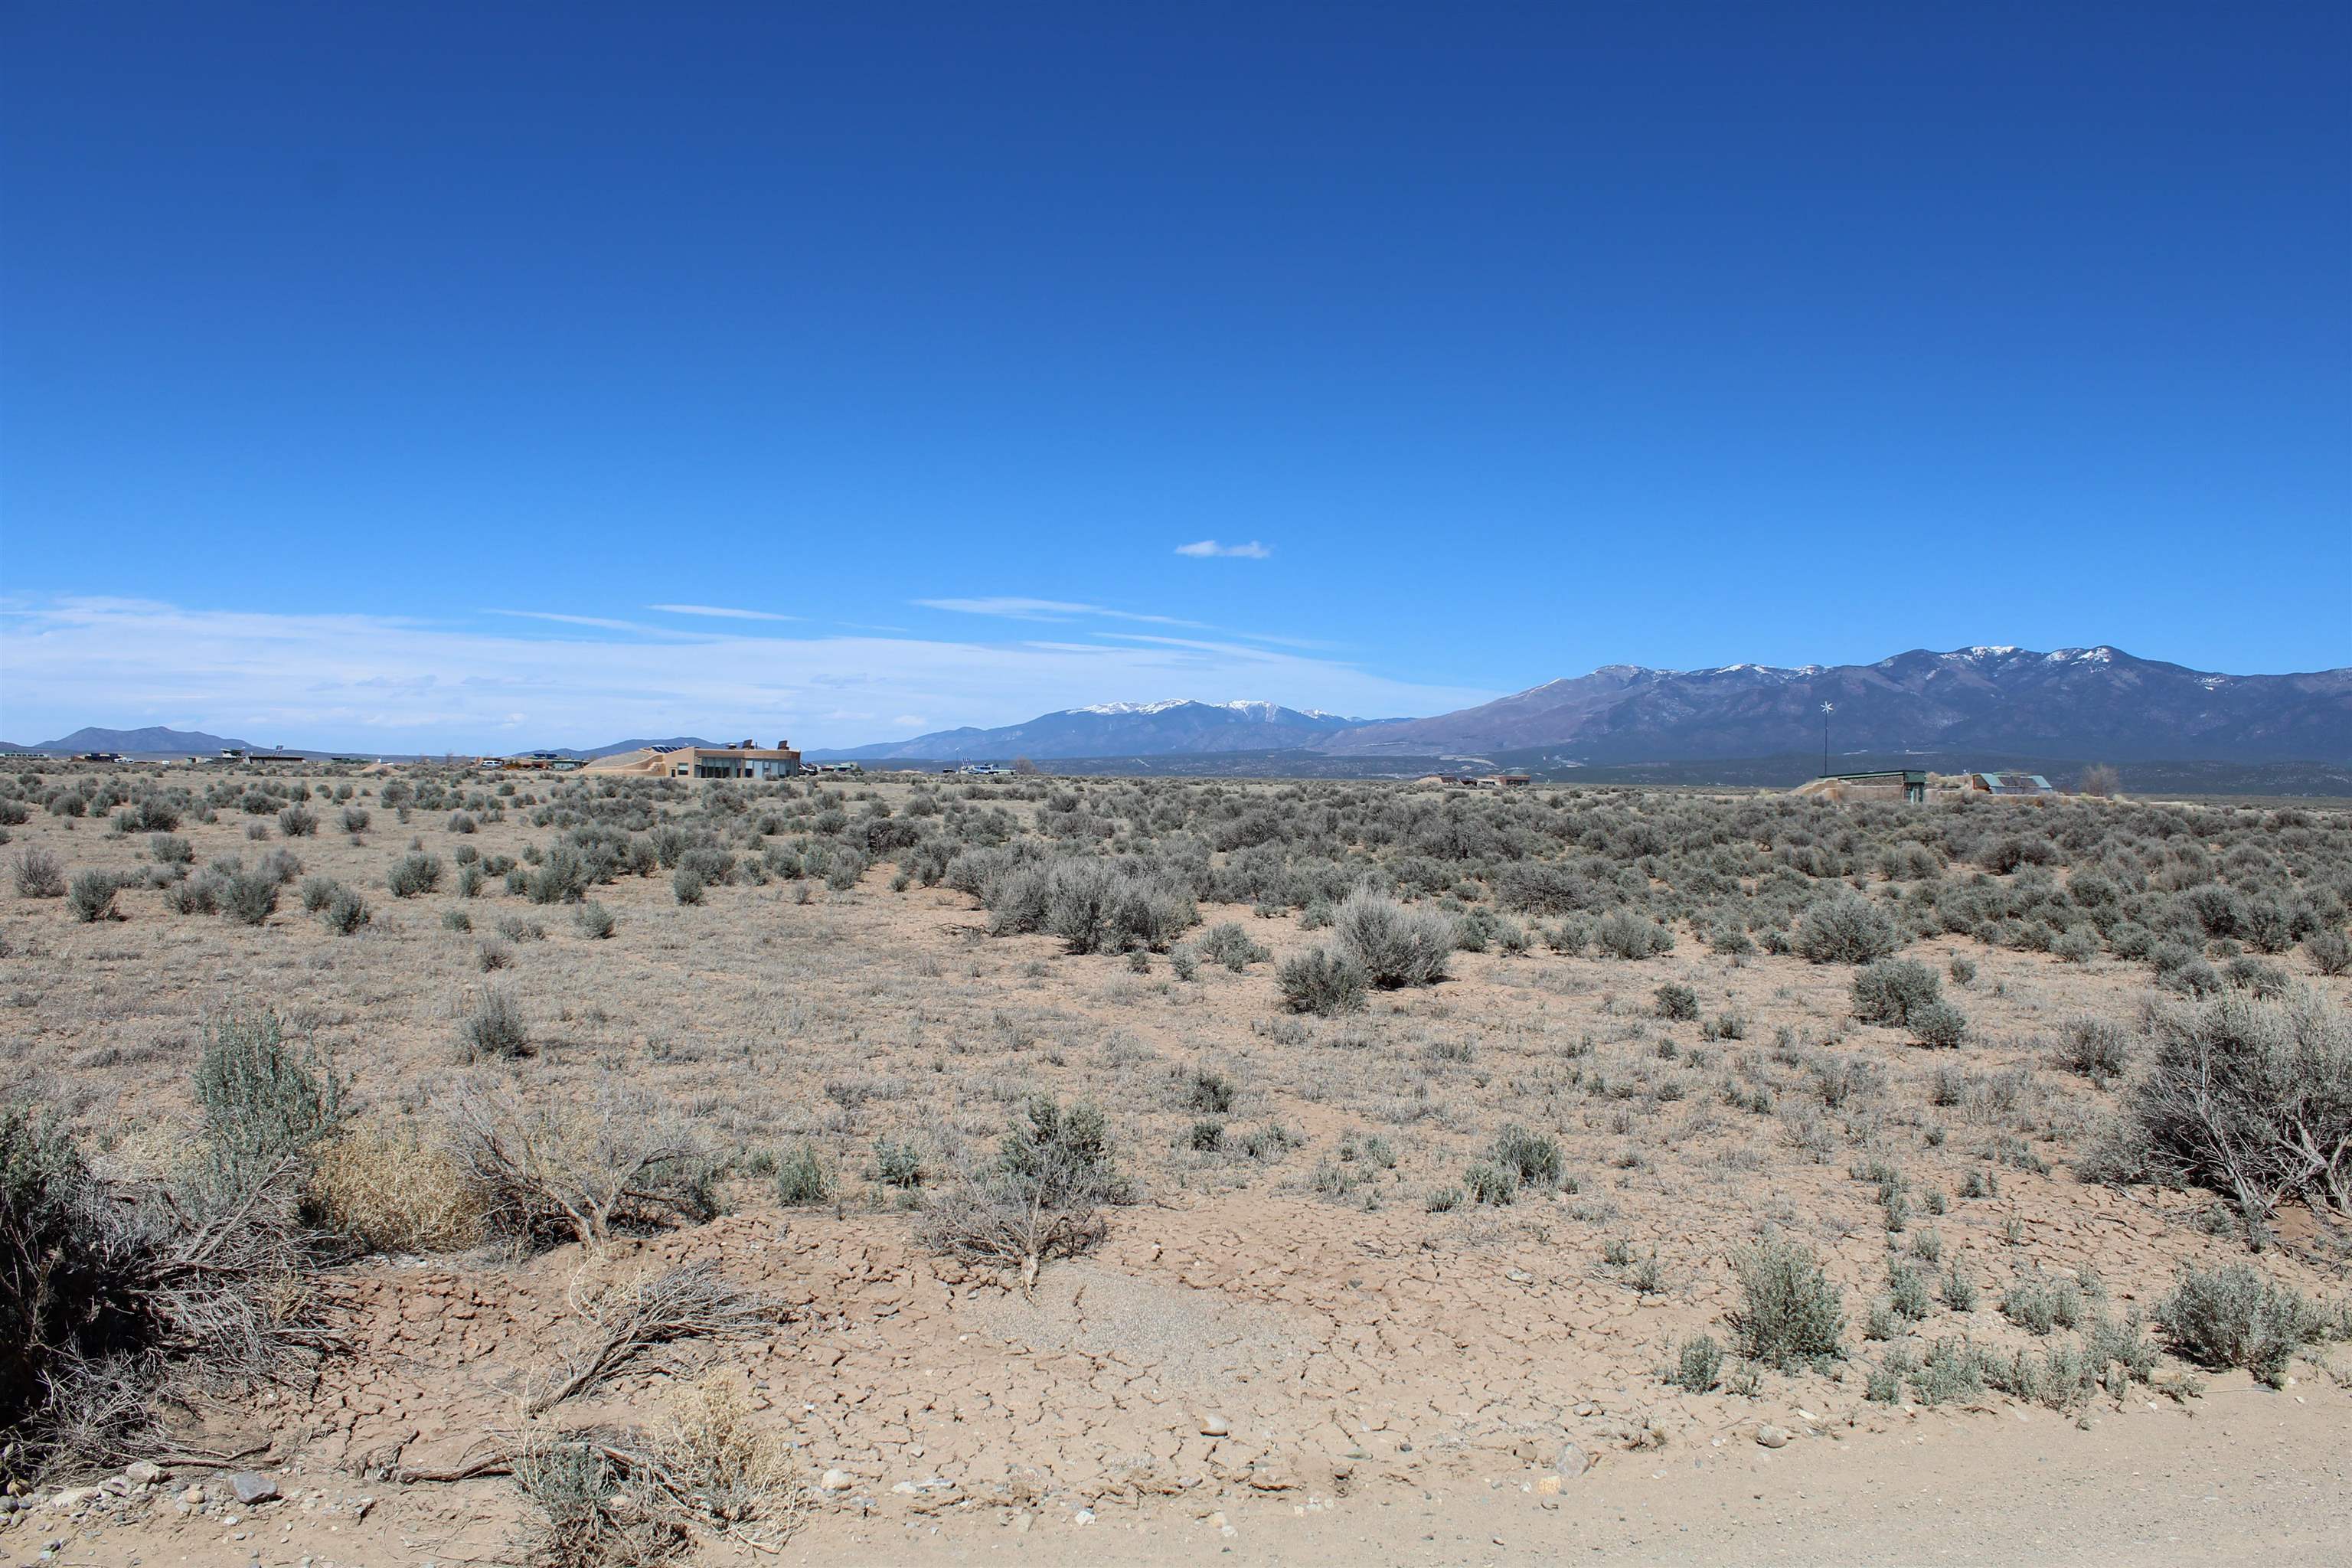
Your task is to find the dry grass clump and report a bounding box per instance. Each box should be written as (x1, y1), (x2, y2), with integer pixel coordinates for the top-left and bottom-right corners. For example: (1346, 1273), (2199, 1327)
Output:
(648, 1374), (805, 1545)
(305, 1119), (488, 1253)
(511, 1376), (803, 1568)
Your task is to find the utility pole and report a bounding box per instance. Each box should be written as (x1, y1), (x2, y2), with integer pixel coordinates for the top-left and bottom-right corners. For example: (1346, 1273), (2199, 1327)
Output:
(1821, 701), (1834, 777)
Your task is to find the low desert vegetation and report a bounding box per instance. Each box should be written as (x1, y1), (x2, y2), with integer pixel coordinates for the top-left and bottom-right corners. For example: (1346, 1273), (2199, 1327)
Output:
(2, 757), (2348, 1552)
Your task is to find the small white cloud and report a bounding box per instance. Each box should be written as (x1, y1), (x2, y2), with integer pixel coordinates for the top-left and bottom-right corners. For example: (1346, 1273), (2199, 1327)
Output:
(891, 714), (926, 727)
(1174, 540), (1271, 559)
(648, 603), (800, 622)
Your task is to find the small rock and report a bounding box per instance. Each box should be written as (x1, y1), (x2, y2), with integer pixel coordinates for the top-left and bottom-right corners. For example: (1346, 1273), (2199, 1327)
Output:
(891, 1481), (920, 1496)
(1534, 1475), (1564, 1496)
(1206, 1511), (1228, 1529)
(178, 1485), (206, 1507)
(1198, 1414), (1230, 1438)
(1755, 1425), (1792, 1449)
(819, 1469), (853, 1492)
(227, 1474), (279, 1506)
(1073, 1508), (1095, 1526)
(1557, 1443), (1590, 1478)
(124, 1463), (165, 1488)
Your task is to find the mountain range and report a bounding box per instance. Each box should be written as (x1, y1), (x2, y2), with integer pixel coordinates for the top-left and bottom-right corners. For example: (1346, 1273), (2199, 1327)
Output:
(808, 701), (1376, 761)
(810, 646), (2345, 765)
(18, 647), (2348, 770)
(1316, 646), (2350, 763)
(8, 725), (269, 756)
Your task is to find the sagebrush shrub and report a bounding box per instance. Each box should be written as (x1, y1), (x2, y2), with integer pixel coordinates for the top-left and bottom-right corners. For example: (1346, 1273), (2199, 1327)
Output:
(11, 845), (65, 898)
(1793, 896), (1900, 965)
(1672, 1334), (1723, 1393)
(1197, 922), (1271, 971)
(2053, 1014), (2132, 1080)
(1653, 983), (1699, 1021)
(1490, 1125), (1563, 1188)
(224, 870), (280, 926)
(387, 851), (443, 898)
(1594, 908), (1674, 960)
(321, 885), (371, 935)
(2094, 985), (2350, 1231)
(1851, 959), (1941, 1026)
(1332, 889), (1453, 988)
(917, 1096), (1128, 1279)
(1277, 947), (1368, 1015)
(67, 870), (121, 923)
(1462, 1161), (1516, 1205)
(456, 987), (531, 1060)
(1728, 1236), (1845, 1369)
(773, 1144), (832, 1206)
(2308, 929), (2351, 978)
(1908, 1001), (1968, 1049)
(194, 1011), (347, 1186)
(2158, 1264), (2318, 1386)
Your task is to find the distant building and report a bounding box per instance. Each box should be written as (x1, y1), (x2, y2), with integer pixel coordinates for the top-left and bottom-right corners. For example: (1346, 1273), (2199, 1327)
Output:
(1967, 770), (2056, 798)
(480, 751), (580, 772)
(586, 739), (803, 779)
(1805, 769), (1929, 803)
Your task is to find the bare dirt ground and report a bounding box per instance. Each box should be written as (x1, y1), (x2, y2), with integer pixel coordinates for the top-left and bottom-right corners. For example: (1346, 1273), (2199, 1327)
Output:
(2, 766), (2346, 1566)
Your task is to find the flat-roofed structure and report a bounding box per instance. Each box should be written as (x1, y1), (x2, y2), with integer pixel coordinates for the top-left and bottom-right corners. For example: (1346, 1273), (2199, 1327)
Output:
(1968, 770), (2056, 798)
(1798, 769), (1929, 802)
(586, 740), (802, 779)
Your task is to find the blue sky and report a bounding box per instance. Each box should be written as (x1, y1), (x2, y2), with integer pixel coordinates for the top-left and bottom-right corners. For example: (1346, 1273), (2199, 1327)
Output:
(3, 2), (2347, 750)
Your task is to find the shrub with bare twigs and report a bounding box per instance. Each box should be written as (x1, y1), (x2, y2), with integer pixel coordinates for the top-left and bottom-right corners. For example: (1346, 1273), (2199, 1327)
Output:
(441, 1079), (717, 1248)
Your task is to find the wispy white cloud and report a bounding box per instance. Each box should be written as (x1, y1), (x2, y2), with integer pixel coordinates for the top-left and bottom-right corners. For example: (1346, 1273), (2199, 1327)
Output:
(488, 609), (679, 635)
(914, 596), (1321, 643)
(647, 603), (801, 622)
(1174, 539), (1272, 559)
(0, 596), (1494, 753)
(915, 597), (1107, 621)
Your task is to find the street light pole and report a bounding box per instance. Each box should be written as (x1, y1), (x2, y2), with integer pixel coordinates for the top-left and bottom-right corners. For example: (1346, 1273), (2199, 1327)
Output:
(1821, 701), (1834, 777)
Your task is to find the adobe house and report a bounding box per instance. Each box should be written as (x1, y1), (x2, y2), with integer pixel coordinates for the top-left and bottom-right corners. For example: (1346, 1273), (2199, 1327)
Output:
(586, 739), (802, 779)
